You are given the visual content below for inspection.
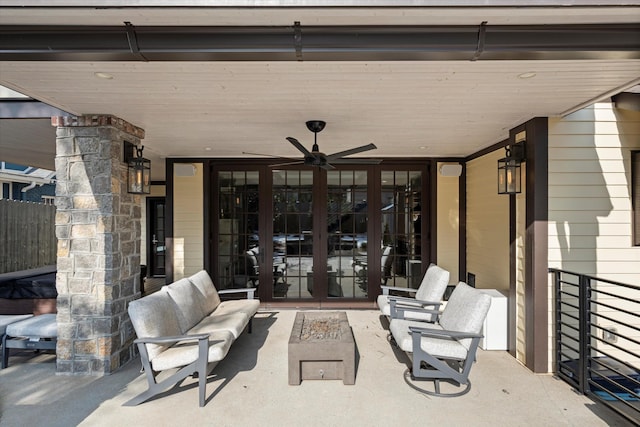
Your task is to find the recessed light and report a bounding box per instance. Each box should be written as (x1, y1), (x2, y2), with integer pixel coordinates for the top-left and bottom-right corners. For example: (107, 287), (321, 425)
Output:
(204, 147), (212, 151)
(419, 146), (427, 150)
(518, 72), (536, 79)
(94, 72), (114, 80)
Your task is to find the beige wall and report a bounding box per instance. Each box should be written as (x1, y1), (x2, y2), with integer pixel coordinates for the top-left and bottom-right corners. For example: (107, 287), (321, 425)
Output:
(173, 163), (204, 280)
(466, 150), (510, 291)
(140, 184), (166, 267)
(436, 162), (460, 284)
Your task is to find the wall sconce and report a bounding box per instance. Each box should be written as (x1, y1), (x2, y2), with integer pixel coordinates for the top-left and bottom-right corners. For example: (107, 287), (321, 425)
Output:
(498, 142), (526, 195)
(124, 141), (151, 194)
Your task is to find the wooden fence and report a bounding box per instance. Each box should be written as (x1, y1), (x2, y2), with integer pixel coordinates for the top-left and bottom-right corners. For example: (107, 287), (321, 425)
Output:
(0, 199), (56, 274)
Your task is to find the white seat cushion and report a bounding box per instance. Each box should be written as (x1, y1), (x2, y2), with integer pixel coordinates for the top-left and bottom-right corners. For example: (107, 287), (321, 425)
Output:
(0, 314), (33, 335)
(216, 299), (260, 318)
(151, 329), (234, 371)
(5, 314), (57, 338)
(188, 312), (250, 339)
(389, 318), (443, 353)
(390, 318), (468, 360)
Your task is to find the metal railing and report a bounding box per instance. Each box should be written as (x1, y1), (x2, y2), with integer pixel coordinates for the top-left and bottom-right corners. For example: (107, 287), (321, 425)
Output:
(550, 268), (640, 425)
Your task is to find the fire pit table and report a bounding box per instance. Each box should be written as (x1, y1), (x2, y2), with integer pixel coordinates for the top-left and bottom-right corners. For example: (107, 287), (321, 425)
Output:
(288, 311), (355, 385)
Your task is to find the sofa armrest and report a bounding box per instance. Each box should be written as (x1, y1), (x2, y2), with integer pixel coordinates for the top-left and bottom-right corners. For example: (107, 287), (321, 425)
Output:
(218, 287), (257, 299)
(134, 333), (209, 345)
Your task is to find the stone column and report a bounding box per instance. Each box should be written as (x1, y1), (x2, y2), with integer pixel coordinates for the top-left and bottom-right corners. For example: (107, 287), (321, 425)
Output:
(52, 115), (145, 375)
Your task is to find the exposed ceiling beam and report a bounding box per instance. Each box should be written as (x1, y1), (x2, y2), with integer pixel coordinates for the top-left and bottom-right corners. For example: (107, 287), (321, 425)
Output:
(1, 23), (639, 61)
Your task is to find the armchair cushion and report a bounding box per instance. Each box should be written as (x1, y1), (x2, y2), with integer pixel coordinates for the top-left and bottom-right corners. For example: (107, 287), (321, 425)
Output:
(438, 282), (491, 350)
(378, 263), (449, 321)
(415, 264), (450, 302)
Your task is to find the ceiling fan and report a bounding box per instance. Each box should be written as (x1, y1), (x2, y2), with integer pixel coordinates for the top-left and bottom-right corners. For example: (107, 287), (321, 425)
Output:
(243, 120), (381, 170)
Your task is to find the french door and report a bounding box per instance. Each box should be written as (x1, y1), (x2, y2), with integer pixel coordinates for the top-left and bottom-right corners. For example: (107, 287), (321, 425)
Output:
(211, 163), (427, 303)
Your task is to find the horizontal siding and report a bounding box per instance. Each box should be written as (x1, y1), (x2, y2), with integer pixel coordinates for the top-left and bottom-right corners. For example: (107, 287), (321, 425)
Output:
(548, 101), (640, 284)
(173, 163), (204, 279)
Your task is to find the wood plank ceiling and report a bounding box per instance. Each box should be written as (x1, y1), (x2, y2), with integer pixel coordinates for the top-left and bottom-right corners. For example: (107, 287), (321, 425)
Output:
(0, 4), (639, 180)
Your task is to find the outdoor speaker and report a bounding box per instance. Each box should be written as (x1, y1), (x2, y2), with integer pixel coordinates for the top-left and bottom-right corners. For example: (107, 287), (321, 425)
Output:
(174, 163), (197, 177)
(439, 164), (462, 177)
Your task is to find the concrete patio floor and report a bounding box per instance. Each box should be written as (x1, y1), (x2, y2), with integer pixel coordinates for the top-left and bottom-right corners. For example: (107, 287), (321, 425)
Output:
(0, 309), (633, 427)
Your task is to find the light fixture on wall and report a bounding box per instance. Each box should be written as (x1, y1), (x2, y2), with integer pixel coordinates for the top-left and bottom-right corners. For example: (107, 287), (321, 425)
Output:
(124, 141), (151, 194)
(497, 141), (526, 195)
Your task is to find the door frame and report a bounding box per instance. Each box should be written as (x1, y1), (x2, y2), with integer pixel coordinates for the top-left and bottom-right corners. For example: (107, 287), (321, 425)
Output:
(208, 159), (432, 304)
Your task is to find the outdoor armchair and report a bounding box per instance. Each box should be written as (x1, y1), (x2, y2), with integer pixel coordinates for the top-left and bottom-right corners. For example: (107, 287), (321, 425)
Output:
(389, 282), (492, 397)
(378, 263), (450, 322)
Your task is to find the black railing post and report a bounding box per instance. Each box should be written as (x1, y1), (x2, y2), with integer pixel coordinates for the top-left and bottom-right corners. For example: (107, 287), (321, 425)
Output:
(577, 273), (590, 395)
(553, 269), (561, 377)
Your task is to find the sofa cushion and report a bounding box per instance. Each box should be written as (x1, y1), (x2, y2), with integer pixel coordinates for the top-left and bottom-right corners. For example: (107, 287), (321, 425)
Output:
(128, 290), (182, 361)
(165, 279), (207, 333)
(215, 299), (260, 319)
(188, 311), (250, 339)
(151, 329), (234, 371)
(188, 270), (221, 315)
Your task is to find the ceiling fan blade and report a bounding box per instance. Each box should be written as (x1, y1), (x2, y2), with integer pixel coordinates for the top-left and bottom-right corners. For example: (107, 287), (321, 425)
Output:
(326, 143), (377, 160)
(286, 137), (314, 158)
(270, 160), (304, 168)
(320, 163), (335, 170)
(242, 151), (300, 161)
(329, 158), (383, 164)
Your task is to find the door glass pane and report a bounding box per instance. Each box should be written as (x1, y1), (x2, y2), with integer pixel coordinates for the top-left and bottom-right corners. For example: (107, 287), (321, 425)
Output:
(272, 170), (313, 299)
(381, 170), (423, 290)
(327, 170), (368, 298)
(217, 171), (260, 291)
(152, 201), (166, 276)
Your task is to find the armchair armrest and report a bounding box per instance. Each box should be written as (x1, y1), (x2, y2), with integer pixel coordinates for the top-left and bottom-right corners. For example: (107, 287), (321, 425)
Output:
(380, 285), (418, 296)
(408, 326), (483, 340)
(388, 296), (442, 308)
(218, 287), (257, 299)
(390, 298), (443, 320)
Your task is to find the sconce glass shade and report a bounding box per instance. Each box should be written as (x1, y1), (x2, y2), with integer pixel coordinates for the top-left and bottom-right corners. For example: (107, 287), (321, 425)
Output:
(127, 146), (151, 194)
(498, 157), (522, 194)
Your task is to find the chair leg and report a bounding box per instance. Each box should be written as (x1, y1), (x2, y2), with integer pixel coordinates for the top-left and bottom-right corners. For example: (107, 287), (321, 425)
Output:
(1, 334), (9, 369)
(197, 337), (208, 407)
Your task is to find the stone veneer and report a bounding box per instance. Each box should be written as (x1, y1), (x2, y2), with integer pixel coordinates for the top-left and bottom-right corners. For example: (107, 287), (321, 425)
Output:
(52, 115), (145, 375)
